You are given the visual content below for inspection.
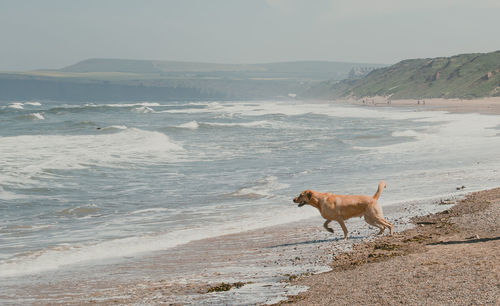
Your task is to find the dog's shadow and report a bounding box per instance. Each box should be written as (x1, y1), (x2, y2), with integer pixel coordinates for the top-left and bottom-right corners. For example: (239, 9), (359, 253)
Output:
(267, 235), (365, 249)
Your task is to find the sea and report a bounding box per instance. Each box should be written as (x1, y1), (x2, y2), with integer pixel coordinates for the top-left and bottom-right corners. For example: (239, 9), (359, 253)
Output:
(1, 99), (500, 304)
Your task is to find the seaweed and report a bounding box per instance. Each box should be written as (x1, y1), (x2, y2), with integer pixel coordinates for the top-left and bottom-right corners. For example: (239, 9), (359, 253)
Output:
(206, 281), (248, 293)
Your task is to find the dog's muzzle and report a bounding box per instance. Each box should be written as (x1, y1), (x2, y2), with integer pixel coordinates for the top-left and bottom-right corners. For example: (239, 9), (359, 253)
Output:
(293, 198), (306, 207)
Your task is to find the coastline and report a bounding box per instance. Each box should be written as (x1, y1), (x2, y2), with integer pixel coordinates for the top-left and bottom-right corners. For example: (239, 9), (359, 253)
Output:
(0, 194), (460, 305)
(344, 96), (500, 115)
(278, 187), (500, 305)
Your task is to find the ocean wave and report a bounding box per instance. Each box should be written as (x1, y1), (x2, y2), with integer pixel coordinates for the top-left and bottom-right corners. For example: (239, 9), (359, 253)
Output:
(98, 125), (128, 131)
(129, 207), (170, 215)
(105, 102), (161, 107)
(173, 120), (282, 130)
(202, 120), (276, 129)
(86, 102), (161, 108)
(29, 113), (45, 120)
(223, 176), (289, 199)
(24, 101), (42, 106)
(177, 121), (200, 130)
(366, 113), (500, 155)
(15, 112), (45, 120)
(158, 102), (222, 114)
(0, 128), (186, 187)
(45, 102), (161, 114)
(132, 106), (155, 113)
(7, 103), (24, 109)
(155, 101), (449, 122)
(392, 129), (421, 138)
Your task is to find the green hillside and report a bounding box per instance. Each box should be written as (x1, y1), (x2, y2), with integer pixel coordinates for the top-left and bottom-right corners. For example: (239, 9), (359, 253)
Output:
(310, 51), (500, 99)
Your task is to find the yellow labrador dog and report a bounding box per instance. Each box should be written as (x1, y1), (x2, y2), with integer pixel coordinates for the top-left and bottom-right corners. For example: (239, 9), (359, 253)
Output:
(293, 181), (393, 240)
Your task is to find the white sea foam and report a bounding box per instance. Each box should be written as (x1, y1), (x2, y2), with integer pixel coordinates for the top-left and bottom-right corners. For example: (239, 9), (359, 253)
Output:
(8, 102), (24, 109)
(175, 120), (284, 130)
(226, 176), (289, 199)
(392, 129), (420, 138)
(203, 120), (277, 129)
(132, 106), (154, 113)
(24, 101), (42, 106)
(373, 113), (500, 156)
(158, 101), (223, 114)
(52, 102), (161, 110)
(0, 128), (186, 187)
(100, 125), (128, 130)
(129, 207), (170, 215)
(28, 113), (45, 120)
(177, 121), (200, 130)
(104, 102), (161, 108)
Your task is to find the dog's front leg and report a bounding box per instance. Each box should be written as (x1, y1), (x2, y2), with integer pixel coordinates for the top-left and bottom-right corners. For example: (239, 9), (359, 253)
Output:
(336, 219), (349, 240)
(323, 220), (334, 233)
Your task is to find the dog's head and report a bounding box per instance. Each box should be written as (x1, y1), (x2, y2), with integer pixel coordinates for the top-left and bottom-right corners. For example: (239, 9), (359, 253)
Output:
(293, 190), (313, 207)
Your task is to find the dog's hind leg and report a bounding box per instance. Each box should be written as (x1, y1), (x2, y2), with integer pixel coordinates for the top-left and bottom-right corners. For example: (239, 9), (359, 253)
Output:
(336, 219), (349, 240)
(364, 215), (386, 235)
(323, 220), (334, 233)
(375, 217), (393, 235)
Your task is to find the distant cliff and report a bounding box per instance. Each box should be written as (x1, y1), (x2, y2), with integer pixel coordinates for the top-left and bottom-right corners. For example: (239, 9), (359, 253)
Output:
(308, 51), (500, 99)
(0, 59), (385, 102)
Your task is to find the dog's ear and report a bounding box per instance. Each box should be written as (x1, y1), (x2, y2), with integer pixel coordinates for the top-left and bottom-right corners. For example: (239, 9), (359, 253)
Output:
(306, 190), (312, 199)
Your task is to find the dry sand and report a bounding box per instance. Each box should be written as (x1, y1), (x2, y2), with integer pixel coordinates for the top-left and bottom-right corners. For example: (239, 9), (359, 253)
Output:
(348, 96), (500, 115)
(278, 188), (500, 305)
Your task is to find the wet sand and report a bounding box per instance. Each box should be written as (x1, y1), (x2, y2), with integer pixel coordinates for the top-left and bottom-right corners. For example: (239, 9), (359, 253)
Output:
(278, 188), (500, 305)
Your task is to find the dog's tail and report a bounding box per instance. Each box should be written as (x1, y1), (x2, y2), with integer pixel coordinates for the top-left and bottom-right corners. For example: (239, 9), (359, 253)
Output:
(373, 181), (386, 200)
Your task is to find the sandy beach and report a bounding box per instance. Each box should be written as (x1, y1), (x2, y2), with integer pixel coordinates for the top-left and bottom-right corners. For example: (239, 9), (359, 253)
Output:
(279, 187), (500, 305)
(348, 96), (500, 115)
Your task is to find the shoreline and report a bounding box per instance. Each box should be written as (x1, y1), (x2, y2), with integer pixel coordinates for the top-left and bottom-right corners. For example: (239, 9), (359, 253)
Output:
(277, 187), (500, 305)
(0, 194), (460, 305)
(343, 96), (500, 115)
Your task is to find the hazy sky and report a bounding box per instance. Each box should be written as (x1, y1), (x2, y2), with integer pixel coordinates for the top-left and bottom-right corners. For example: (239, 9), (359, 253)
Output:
(1, 0), (499, 70)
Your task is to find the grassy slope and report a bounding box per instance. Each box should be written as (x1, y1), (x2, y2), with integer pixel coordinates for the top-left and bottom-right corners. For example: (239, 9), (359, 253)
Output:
(304, 51), (500, 100)
(343, 51), (500, 99)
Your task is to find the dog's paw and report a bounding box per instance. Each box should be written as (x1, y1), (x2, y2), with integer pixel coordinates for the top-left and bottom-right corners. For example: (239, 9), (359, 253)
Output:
(326, 228), (334, 233)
